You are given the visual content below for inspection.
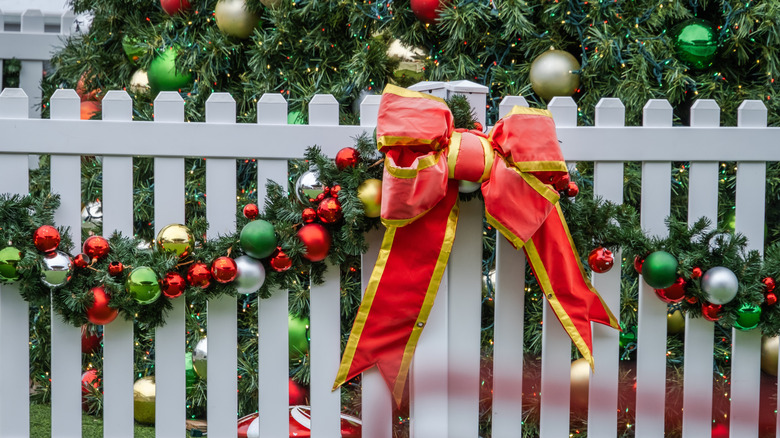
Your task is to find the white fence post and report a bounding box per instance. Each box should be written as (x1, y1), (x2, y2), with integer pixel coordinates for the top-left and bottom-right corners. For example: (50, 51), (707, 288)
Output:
(205, 93), (239, 437)
(19, 10), (44, 119)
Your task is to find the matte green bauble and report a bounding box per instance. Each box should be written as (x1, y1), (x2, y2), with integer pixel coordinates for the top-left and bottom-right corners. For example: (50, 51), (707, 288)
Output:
(734, 303), (761, 331)
(240, 220), (277, 259)
(672, 19), (718, 70)
(641, 251), (678, 289)
(147, 48), (192, 92)
(126, 267), (162, 305)
(289, 314), (310, 360)
(0, 247), (22, 283)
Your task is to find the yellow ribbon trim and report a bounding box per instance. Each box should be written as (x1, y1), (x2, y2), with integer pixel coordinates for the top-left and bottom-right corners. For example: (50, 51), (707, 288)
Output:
(512, 160), (569, 173)
(506, 105), (553, 118)
(486, 211), (526, 250)
(377, 135), (441, 151)
(383, 84), (447, 104)
(384, 152), (442, 179)
(479, 137), (494, 183)
(447, 132), (462, 179)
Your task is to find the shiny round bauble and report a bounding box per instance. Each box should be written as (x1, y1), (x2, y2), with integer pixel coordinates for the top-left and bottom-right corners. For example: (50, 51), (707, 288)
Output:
(691, 267), (703, 279)
(335, 147), (360, 170)
(81, 200), (102, 229)
(766, 292), (778, 306)
(762, 277), (776, 293)
(83, 235), (110, 260)
(81, 369), (99, 407)
(686, 295), (699, 304)
(458, 180), (481, 194)
(187, 263), (211, 289)
(734, 303), (761, 331)
(243, 203), (259, 220)
(331, 185), (341, 198)
(161, 272), (186, 299)
(0, 247), (22, 283)
(288, 111), (305, 125)
(128, 70), (150, 95)
(671, 19), (718, 70)
(566, 181), (579, 198)
(160, 0), (191, 15)
(761, 336), (778, 376)
(701, 302), (723, 322)
(633, 255), (645, 274)
(655, 277), (686, 304)
(234, 255), (266, 294)
(122, 35), (145, 64)
(33, 225), (60, 253)
(317, 197), (343, 224)
(147, 48), (192, 92)
(192, 337), (207, 380)
(289, 378), (308, 405)
(40, 250), (73, 288)
(587, 247), (613, 273)
(410, 0), (450, 24)
(87, 286), (119, 325)
(127, 267), (162, 304)
(133, 376), (156, 425)
(211, 256), (238, 283)
(74, 253), (91, 269)
(289, 314), (310, 359)
(701, 266), (739, 305)
(295, 170), (324, 204)
(80, 100), (100, 120)
(302, 208), (317, 224)
(185, 352), (196, 391)
(155, 224), (194, 259)
(108, 261), (124, 277)
(570, 358), (590, 410)
(239, 219), (277, 259)
(667, 310), (685, 334)
(270, 248), (292, 272)
(641, 251), (678, 289)
(297, 224), (331, 262)
(357, 178), (382, 218)
(81, 325), (101, 354)
(553, 174), (570, 192)
(215, 0), (260, 39)
(529, 50), (581, 101)
(237, 413), (258, 438)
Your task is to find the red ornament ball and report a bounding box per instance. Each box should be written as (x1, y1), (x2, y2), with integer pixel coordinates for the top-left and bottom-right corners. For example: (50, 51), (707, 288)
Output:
(83, 235), (110, 260)
(211, 256), (238, 283)
(473, 121), (483, 132)
(317, 197), (343, 224)
(187, 263), (211, 289)
(297, 224), (331, 262)
(161, 272), (186, 298)
(81, 325), (101, 354)
(243, 203), (259, 220)
(588, 247), (614, 273)
(302, 208), (317, 224)
(74, 253), (91, 269)
(701, 302), (723, 322)
(289, 378), (308, 405)
(566, 181), (579, 197)
(691, 267), (703, 279)
(655, 277), (686, 303)
(553, 173), (571, 191)
(33, 225), (61, 253)
(314, 192), (326, 203)
(410, 0), (451, 24)
(270, 248), (292, 272)
(108, 261), (124, 276)
(766, 292), (778, 306)
(633, 255), (645, 274)
(331, 185), (342, 198)
(686, 295), (699, 304)
(86, 286), (118, 325)
(81, 369), (100, 408)
(762, 277), (776, 293)
(335, 147), (360, 170)
(160, 0), (191, 15)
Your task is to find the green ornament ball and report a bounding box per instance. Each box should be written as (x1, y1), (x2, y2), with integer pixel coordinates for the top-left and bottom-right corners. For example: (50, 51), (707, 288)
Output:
(147, 48), (193, 92)
(126, 267), (162, 305)
(672, 19), (718, 70)
(288, 110), (305, 125)
(734, 303), (761, 331)
(122, 35), (145, 64)
(289, 314), (310, 360)
(185, 352), (196, 392)
(0, 247), (22, 283)
(641, 251), (678, 289)
(240, 220), (277, 259)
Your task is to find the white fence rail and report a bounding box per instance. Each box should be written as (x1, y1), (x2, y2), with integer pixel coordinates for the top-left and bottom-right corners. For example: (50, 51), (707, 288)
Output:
(0, 85), (777, 438)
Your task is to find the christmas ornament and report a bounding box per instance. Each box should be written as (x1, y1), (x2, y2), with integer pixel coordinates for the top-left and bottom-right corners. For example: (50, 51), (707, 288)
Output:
(127, 267), (162, 304)
(566, 182), (579, 197)
(240, 219), (277, 259)
(215, 0), (259, 39)
(237, 413), (257, 438)
(295, 171), (324, 204)
(667, 310), (685, 334)
(766, 293), (778, 306)
(73, 253), (91, 269)
(122, 35), (145, 64)
(701, 302), (723, 322)
(762, 277), (776, 293)
(187, 263), (211, 289)
(357, 178), (382, 218)
(234, 255), (266, 294)
(76, 72), (101, 102)
(317, 197), (342, 224)
(211, 256), (238, 283)
(734, 303), (761, 331)
(0, 247), (22, 283)
(761, 336), (778, 376)
(633, 255), (645, 274)
(553, 174), (570, 191)
(641, 251), (678, 289)
(243, 203), (259, 220)
(156, 224), (195, 258)
(686, 295), (698, 304)
(570, 358), (590, 410)
(587, 247), (613, 273)
(301, 208), (317, 224)
(270, 248), (292, 272)
(237, 407), (362, 438)
(128, 70), (150, 95)
(289, 378), (308, 405)
(701, 266), (738, 305)
(33, 225), (60, 253)
(83, 235), (110, 260)
(297, 224), (331, 262)
(185, 352), (196, 391)
(133, 376), (156, 425)
(161, 272), (186, 299)
(147, 48), (192, 92)
(618, 324), (637, 358)
(691, 267), (703, 279)
(655, 277), (686, 304)
(335, 147), (360, 170)
(40, 250), (73, 288)
(81, 200), (102, 229)
(289, 314), (310, 359)
(160, 0), (191, 15)
(81, 325), (101, 354)
(331, 185), (341, 198)
(108, 261), (124, 276)
(410, 0), (450, 24)
(86, 286), (119, 325)
(70, 11), (93, 35)
(529, 50), (581, 101)
(458, 180), (481, 194)
(288, 111), (305, 125)
(80, 101), (100, 120)
(671, 19), (718, 70)
(192, 337), (207, 380)
(81, 369), (100, 409)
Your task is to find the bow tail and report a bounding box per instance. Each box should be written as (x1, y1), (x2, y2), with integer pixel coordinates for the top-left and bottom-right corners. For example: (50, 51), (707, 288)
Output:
(333, 182), (460, 405)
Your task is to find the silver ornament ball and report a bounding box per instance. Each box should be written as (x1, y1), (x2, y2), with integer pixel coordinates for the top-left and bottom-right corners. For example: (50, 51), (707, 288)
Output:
(81, 200), (103, 229)
(192, 337), (207, 380)
(40, 251), (73, 289)
(294, 170), (324, 204)
(701, 266), (739, 305)
(529, 50), (581, 101)
(458, 180), (481, 194)
(234, 255), (266, 294)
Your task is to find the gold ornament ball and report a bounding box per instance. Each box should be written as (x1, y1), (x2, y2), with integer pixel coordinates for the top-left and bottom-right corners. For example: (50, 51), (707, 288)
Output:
(133, 376), (156, 425)
(570, 358), (590, 409)
(357, 179), (382, 218)
(215, 0), (260, 39)
(667, 310), (685, 334)
(529, 50), (581, 101)
(129, 70), (150, 95)
(761, 335), (778, 376)
(156, 224), (194, 258)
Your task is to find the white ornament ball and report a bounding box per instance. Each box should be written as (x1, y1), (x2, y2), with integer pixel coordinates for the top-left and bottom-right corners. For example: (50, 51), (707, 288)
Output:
(81, 200), (103, 230)
(458, 180), (481, 193)
(192, 337), (207, 380)
(235, 255), (266, 294)
(70, 12), (94, 35)
(129, 70), (150, 95)
(247, 417), (259, 438)
(701, 266), (739, 305)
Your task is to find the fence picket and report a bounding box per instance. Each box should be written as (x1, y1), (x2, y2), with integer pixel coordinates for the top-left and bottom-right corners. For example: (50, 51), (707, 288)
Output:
(205, 93), (239, 437)
(49, 89), (83, 438)
(153, 92), (187, 438)
(19, 10), (44, 119)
